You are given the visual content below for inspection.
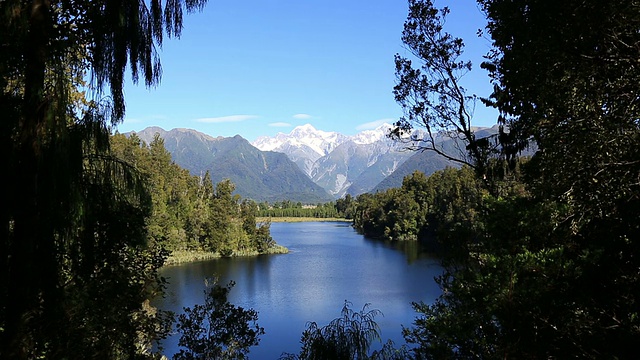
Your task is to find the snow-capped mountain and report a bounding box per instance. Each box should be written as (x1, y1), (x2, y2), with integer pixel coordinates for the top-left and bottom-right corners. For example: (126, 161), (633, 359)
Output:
(253, 124), (347, 158)
(253, 124), (349, 175)
(309, 138), (413, 198)
(350, 123), (395, 145)
(252, 123), (425, 198)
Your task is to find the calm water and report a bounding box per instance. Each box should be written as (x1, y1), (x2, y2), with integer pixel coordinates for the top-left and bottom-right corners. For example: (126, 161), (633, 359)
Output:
(154, 221), (443, 359)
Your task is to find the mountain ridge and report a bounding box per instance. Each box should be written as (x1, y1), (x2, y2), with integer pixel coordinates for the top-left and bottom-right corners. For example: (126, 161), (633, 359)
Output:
(128, 124), (501, 202)
(253, 123), (428, 197)
(130, 127), (333, 203)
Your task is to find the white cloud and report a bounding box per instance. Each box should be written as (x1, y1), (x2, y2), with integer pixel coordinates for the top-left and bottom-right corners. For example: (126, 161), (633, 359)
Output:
(195, 115), (259, 123)
(356, 118), (396, 131)
(292, 113), (313, 120)
(269, 122), (292, 127)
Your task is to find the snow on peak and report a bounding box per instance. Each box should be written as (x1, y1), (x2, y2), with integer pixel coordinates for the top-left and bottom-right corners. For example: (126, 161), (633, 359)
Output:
(252, 134), (283, 152)
(251, 122), (427, 159)
(253, 123), (348, 157)
(352, 123), (394, 145)
(292, 123), (317, 133)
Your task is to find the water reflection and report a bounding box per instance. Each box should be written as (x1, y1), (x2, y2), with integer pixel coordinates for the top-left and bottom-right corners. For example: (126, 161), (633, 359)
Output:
(155, 221), (443, 359)
(362, 235), (434, 264)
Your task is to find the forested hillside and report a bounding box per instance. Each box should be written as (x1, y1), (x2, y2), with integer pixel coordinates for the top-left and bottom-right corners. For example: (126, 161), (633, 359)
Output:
(111, 133), (282, 257)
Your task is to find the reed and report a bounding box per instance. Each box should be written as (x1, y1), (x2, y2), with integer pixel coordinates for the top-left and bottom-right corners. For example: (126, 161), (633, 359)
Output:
(257, 217), (351, 223)
(164, 245), (289, 266)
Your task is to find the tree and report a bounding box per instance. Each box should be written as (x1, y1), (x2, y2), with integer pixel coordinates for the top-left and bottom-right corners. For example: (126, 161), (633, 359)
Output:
(477, 0), (640, 356)
(240, 199), (258, 237)
(254, 220), (276, 253)
(281, 301), (408, 360)
(481, 0), (640, 224)
(352, 166), (484, 249)
(403, 0), (640, 358)
(174, 278), (264, 360)
(404, 196), (569, 359)
(335, 194), (355, 219)
(1, 0), (209, 358)
(393, 0), (500, 181)
(110, 135), (278, 256)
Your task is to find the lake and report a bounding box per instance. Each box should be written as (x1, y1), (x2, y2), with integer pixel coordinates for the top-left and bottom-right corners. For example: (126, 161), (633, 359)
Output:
(154, 221), (443, 359)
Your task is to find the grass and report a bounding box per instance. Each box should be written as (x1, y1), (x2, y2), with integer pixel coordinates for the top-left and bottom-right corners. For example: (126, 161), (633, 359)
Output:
(257, 217), (352, 223)
(164, 245), (289, 266)
(164, 250), (220, 266)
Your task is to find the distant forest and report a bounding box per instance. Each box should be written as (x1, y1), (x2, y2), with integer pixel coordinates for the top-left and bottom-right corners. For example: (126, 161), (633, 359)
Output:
(257, 198), (354, 219)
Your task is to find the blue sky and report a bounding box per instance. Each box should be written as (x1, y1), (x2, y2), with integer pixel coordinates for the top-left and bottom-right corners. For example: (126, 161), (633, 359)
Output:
(117, 0), (497, 142)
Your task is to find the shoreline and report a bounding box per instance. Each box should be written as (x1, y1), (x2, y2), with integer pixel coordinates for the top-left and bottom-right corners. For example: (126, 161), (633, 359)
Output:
(164, 244), (289, 266)
(257, 217), (352, 223)
(163, 219), (352, 266)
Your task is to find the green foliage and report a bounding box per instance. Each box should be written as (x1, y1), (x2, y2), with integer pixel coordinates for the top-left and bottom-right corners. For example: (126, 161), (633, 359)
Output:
(281, 301), (409, 360)
(2, 117), (177, 358)
(404, 196), (572, 358)
(254, 221), (276, 253)
(353, 167), (485, 250)
(335, 194), (356, 219)
(174, 278), (264, 360)
(258, 201), (346, 219)
(480, 0), (640, 227)
(1, 0), (213, 356)
(110, 133), (279, 256)
(396, 0), (640, 358)
(392, 0), (501, 180)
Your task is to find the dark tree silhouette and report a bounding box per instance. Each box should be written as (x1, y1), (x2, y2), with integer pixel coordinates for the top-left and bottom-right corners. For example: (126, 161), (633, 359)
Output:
(1, 1), (209, 358)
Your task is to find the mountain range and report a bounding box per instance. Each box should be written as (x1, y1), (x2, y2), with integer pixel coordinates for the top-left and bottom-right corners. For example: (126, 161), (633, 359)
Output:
(253, 123), (433, 197)
(130, 124), (499, 202)
(132, 127), (333, 203)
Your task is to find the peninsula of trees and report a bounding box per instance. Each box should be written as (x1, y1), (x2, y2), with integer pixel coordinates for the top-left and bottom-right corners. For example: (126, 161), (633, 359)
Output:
(111, 133), (286, 261)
